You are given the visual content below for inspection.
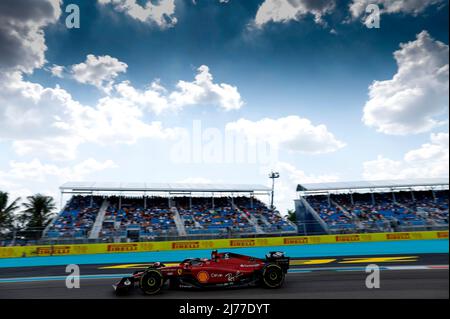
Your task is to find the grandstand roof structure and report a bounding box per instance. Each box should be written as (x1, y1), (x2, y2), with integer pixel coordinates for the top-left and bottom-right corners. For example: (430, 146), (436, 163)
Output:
(297, 178), (449, 194)
(60, 182), (271, 195)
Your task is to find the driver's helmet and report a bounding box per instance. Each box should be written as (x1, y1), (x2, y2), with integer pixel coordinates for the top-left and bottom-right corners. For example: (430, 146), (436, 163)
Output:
(211, 250), (219, 260)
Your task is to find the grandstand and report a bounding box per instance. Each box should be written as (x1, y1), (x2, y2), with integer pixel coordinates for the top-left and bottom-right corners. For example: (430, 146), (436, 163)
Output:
(44, 183), (298, 242)
(295, 178), (449, 235)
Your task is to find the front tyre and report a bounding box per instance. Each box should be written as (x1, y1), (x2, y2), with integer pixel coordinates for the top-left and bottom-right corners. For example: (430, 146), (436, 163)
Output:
(139, 269), (164, 295)
(261, 264), (284, 289)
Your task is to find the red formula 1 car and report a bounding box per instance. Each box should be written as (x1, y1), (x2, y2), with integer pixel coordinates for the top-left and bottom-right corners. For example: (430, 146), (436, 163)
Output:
(113, 251), (290, 295)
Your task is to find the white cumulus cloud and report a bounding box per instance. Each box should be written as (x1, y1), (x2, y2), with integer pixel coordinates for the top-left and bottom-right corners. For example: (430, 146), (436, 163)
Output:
(101, 65), (243, 114)
(71, 54), (128, 93)
(0, 63), (241, 159)
(169, 65), (243, 111)
(0, 2), (189, 160)
(0, 0), (61, 74)
(254, 0), (336, 27)
(98, 0), (177, 28)
(350, 0), (445, 22)
(50, 64), (64, 78)
(363, 132), (449, 180)
(0, 71), (179, 160)
(362, 31), (449, 135)
(226, 116), (345, 154)
(0, 71), (77, 141)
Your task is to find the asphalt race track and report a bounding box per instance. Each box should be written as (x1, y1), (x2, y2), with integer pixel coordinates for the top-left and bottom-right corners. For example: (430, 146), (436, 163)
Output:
(0, 253), (448, 299)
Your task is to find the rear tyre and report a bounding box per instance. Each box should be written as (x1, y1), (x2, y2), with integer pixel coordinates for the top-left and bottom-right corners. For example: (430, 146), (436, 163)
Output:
(261, 264), (284, 289)
(139, 269), (164, 295)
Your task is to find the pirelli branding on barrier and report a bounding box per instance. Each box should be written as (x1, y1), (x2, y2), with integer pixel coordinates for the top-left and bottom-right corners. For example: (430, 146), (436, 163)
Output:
(172, 242), (200, 249)
(284, 237), (309, 245)
(335, 234), (374, 242)
(437, 232), (449, 239)
(385, 232), (427, 240)
(107, 244), (139, 252)
(0, 230), (447, 258)
(335, 235), (361, 242)
(35, 246), (72, 256)
(386, 233), (411, 240)
(230, 239), (255, 247)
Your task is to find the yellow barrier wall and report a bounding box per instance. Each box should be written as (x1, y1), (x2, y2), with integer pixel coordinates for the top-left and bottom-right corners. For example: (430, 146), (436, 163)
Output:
(0, 230), (447, 258)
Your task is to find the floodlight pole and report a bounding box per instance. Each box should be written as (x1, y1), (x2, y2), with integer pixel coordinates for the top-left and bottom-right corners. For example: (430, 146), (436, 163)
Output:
(269, 171), (280, 210)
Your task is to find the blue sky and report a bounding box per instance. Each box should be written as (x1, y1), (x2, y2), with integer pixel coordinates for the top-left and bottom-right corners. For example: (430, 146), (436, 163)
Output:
(0, 0), (448, 213)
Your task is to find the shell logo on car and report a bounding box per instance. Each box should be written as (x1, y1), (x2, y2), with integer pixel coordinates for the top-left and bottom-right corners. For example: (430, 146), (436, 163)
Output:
(197, 271), (210, 283)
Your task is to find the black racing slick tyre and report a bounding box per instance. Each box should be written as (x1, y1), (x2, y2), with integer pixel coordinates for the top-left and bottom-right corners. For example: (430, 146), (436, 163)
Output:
(139, 269), (164, 295)
(261, 264), (285, 289)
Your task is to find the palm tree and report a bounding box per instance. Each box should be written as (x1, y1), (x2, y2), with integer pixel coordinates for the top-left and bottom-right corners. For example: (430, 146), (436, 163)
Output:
(287, 209), (297, 223)
(0, 191), (20, 233)
(21, 194), (56, 232)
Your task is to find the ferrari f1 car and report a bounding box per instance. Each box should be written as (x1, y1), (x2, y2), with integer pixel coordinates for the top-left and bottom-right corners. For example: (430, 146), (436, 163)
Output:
(113, 251), (290, 295)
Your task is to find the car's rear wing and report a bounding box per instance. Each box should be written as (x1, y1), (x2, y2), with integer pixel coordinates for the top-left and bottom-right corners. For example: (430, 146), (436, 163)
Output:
(265, 251), (290, 273)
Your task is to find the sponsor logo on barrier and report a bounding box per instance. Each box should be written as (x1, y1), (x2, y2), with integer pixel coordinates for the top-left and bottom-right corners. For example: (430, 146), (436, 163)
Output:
(107, 244), (138, 252)
(172, 242), (200, 249)
(335, 235), (360, 242)
(284, 237), (308, 245)
(386, 233), (411, 240)
(437, 232), (449, 239)
(230, 239), (255, 247)
(36, 246), (71, 255)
